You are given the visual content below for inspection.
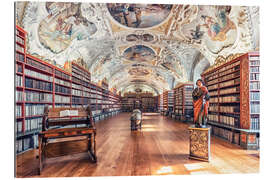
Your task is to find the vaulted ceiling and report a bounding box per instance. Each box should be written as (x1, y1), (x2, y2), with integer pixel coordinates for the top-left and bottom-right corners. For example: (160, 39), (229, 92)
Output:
(15, 2), (259, 95)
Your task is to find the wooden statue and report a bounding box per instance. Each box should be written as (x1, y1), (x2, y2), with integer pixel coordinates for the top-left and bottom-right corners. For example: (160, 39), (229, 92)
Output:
(192, 79), (210, 128)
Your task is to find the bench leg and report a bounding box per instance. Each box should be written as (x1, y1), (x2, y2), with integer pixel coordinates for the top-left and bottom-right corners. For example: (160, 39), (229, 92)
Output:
(38, 135), (43, 175)
(88, 133), (97, 163)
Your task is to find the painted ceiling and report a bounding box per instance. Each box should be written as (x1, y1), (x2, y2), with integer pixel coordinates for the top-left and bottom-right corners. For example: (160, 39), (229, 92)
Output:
(15, 2), (259, 95)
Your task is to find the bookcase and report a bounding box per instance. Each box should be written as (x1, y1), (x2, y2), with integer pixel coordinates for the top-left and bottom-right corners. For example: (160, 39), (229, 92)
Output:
(140, 93), (156, 112)
(15, 26), (121, 154)
(121, 93), (136, 112)
(158, 90), (174, 116)
(54, 67), (72, 108)
(158, 94), (164, 113)
(201, 52), (260, 149)
(120, 92), (156, 112)
(173, 84), (194, 122)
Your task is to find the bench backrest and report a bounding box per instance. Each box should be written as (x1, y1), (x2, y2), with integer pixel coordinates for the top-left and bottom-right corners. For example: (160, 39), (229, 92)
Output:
(42, 105), (94, 131)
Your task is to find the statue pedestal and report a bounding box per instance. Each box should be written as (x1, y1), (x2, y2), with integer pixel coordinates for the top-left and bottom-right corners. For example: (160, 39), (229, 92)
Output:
(188, 125), (211, 162)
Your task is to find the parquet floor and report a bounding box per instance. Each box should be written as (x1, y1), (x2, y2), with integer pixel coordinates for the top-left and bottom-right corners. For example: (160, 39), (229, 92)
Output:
(16, 113), (259, 177)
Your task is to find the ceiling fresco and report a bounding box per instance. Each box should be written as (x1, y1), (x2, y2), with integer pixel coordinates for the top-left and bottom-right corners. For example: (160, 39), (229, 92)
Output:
(38, 2), (97, 54)
(123, 45), (156, 62)
(107, 3), (172, 28)
(16, 2), (259, 95)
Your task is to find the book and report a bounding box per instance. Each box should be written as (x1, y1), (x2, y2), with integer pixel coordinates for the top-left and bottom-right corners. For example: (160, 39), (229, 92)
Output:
(60, 110), (79, 117)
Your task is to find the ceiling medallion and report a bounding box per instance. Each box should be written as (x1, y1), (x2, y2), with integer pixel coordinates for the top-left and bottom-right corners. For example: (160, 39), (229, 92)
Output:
(107, 3), (172, 29)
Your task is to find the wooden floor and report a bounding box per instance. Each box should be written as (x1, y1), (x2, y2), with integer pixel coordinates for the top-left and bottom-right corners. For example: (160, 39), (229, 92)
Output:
(16, 113), (259, 177)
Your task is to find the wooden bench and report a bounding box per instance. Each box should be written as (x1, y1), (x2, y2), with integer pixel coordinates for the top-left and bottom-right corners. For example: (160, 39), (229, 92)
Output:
(38, 105), (97, 174)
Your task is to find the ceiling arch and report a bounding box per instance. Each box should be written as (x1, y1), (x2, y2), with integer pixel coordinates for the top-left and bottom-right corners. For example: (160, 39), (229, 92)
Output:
(17, 2), (259, 95)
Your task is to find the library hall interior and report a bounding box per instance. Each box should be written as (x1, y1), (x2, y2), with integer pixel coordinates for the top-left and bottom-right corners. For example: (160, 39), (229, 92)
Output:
(15, 1), (261, 178)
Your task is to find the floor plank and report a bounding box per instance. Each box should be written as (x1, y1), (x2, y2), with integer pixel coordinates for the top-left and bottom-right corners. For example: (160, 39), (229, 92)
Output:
(16, 112), (260, 177)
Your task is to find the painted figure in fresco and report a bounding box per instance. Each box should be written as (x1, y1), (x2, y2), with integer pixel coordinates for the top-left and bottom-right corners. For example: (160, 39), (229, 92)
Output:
(38, 2), (97, 54)
(200, 6), (236, 41)
(192, 79), (210, 128)
(107, 3), (172, 28)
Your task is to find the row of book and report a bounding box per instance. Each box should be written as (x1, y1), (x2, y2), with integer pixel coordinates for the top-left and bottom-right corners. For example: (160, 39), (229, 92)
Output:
(219, 86), (240, 95)
(209, 91), (218, 96)
(24, 117), (42, 132)
(206, 78), (219, 86)
(209, 97), (218, 103)
(209, 105), (219, 112)
(16, 91), (23, 102)
(25, 78), (53, 91)
(55, 77), (71, 87)
(16, 137), (32, 153)
(205, 73), (218, 82)
(71, 65), (90, 80)
(219, 61), (240, 73)
(16, 35), (24, 45)
(25, 91), (52, 102)
(16, 121), (23, 134)
(208, 84), (219, 90)
(16, 44), (24, 53)
(72, 76), (89, 88)
(16, 75), (23, 87)
(219, 95), (240, 102)
(72, 89), (83, 96)
(16, 105), (22, 117)
(250, 81), (260, 90)
(25, 104), (46, 116)
(55, 84), (71, 94)
(16, 52), (25, 62)
(219, 71), (240, 82)
(249, 60), (260, 65)
(72, 96), (84, 104)
(250, 116), (260, 130)
(250, 66), (260, 73)
(250, 73), (259, 81)
(82, 85), (91, 93)
(72, 82), (82, 90)
(16, 64), (23, 73)
(220, 105), (240, 113)
(83, 91), (91, 97)
(212, 126), (235, 143)
(26, 57), (53, 74)
(55, 95), (71, 103)
(250, 102), (260, 114)
(208, 114), (218, 123)
(220, 78), (240, 87)
(219, 65), (240, 77)
(55, 69), (71, 80)
(25, 68), (53, 82)
(250, 92), (260, 101)
(220, 115), (239, 127)
(72, 71), (90, 83)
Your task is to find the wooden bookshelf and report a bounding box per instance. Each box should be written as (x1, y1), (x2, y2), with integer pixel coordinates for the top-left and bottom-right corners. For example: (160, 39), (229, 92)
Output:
(15, 26), (121, 154)
(201, 52), (260, 149)
(159, 90), (174, 116)
(141, 94), (156, 112)
(173, 84), (194, 121)
(120, 92), (156, 112)
(158, 93), (164, 113)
